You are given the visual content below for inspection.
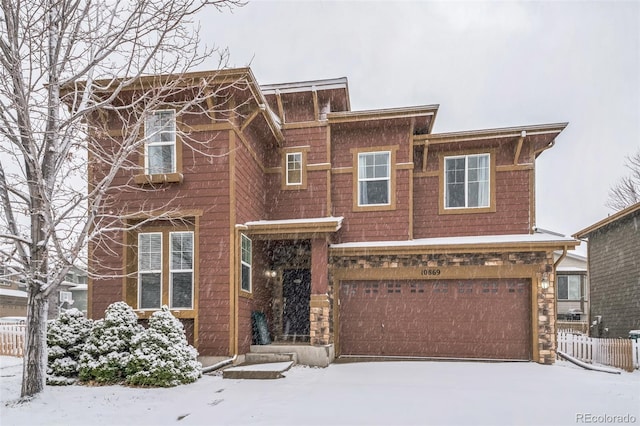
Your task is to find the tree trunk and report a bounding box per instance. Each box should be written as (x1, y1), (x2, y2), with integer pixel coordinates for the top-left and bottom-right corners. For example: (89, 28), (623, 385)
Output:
(21, 293), (48, 398)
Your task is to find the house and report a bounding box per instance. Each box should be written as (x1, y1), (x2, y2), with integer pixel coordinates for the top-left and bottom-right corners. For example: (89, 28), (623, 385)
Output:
(575, 202), (640, 338)
(86, 68), (579, 366)
(55, 265), (89, 317)
(554, 250), (589, 333)
(0, 264), (27, 318)
(0, 262), (88, 319)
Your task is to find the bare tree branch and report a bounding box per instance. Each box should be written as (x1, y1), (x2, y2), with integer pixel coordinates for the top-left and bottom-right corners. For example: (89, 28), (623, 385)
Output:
(606, 149), (640, 211)
(0, 0), (245, 398)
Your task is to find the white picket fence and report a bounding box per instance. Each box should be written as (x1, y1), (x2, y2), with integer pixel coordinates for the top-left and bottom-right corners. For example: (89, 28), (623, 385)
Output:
(0, 323), (26, 357)
(557, 331), (639, 372)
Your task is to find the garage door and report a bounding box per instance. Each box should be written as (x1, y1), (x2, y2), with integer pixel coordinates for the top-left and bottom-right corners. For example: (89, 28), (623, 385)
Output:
(339, 279), (531, 360)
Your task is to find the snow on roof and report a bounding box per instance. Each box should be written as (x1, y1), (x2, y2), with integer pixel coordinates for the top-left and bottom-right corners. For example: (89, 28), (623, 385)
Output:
(330, 233), (577, 249)
(556, 266), (587, 272)
(244, 217), (344, 227)
(0, 288), (27, 298)
(260, 77), (348, 95)
(70, 284), (88, 291)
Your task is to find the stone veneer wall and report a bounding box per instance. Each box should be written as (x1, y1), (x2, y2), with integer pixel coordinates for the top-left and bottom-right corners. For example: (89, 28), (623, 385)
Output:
(309, 295), (331, 345)
(328, 251), (557, 364)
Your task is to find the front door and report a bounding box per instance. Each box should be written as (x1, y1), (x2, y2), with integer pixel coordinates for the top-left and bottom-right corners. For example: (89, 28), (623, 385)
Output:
(282, 269), (311, 341)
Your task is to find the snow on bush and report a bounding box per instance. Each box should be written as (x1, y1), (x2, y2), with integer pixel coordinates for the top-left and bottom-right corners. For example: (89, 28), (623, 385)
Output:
(46, 308), (93, 385)
(78, 301), (143, 384)
(126, 306), (201, 387)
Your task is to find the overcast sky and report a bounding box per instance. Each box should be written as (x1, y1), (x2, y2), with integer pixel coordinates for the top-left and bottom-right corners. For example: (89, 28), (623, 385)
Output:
(196, 1), (639, 242)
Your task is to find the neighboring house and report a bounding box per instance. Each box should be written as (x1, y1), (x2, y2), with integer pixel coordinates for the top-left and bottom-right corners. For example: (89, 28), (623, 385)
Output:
(0, 265), (27, 318)
(45, 265), (88, 319)
(575, 202), (640, 338)
(555, 251), (589, 333)
(86, 68), (578, 366)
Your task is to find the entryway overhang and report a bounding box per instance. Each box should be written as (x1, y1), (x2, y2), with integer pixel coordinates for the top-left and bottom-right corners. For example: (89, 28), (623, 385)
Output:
(329, 233), (579, 256)
(244, 216), (343, 239)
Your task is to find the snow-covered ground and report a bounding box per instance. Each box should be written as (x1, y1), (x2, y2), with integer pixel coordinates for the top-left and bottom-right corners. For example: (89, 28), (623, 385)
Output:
(1, 356), (638, 425)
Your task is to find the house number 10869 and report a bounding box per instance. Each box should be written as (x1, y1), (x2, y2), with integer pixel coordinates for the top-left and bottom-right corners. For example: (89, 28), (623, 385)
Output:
(421, 269), (441, 276)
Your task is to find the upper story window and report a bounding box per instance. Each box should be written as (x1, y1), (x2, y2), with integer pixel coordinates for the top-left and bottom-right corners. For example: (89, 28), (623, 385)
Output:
(358, 151), (390, 206)
(444, 153), (490, 209)
(240, 234), (252, 293)
(144, 110), (176, 175)
(286, 152), (303, 185)
(558, 274), (583, 300)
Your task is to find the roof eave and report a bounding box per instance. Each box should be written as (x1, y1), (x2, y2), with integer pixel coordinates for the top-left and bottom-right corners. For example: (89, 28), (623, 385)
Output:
(329, 239), (579, 256)
(574, 202), (640, 239)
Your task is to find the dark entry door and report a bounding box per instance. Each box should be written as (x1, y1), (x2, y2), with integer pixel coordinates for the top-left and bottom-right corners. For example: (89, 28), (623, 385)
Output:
(282, 269), (311, 339)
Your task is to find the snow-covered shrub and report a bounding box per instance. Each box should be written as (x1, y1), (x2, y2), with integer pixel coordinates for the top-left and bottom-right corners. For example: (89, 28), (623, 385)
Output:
(46, 308), (93, 385)
(78, 301), (143, 384)
(126, 306), (201, 387)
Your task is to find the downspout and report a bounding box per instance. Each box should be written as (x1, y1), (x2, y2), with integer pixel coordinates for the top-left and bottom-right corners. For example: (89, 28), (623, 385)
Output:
(554, 245), (568, 269)
(201, 354), (237, 374)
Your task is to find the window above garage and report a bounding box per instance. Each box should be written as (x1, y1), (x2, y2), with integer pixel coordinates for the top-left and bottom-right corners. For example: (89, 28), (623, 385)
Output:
(439, 149), (496, 215)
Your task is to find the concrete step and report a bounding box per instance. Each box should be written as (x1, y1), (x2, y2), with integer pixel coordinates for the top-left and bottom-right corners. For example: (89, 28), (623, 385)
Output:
(222, 361), (294, 380)
(244, 352), (297, 365)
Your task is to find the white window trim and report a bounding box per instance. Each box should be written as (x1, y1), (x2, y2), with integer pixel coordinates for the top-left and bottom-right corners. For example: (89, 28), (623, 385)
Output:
(240, 234), (252, 293)
(558, 275), (582, 301)
(286, 152), (303, 186)
(444, 153), (491, 209)
(144, 109), (177, 175)
(138, 232), (162, 311)
(169, 231), (194, 310)
(357, 151), (391, 207)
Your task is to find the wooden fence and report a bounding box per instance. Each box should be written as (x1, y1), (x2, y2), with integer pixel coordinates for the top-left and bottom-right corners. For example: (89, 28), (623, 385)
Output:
(557, 321), (590, 335)
(0, 323), (26, 357)
(557, 331), (639, 372)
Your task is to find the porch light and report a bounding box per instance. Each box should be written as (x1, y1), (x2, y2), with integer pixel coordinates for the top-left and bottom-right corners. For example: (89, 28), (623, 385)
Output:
(264, 270), (277, 278)
(541, 272), (550, 289)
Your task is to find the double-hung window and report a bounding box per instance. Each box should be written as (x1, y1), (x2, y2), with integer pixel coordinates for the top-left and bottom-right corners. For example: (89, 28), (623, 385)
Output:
(358, 151), (390, 206)
(240, 234), (252, 293)
(444, 153), (490, 209)
(138, 230), (194, 310)
(144, 110), (176, 175)
(557, 275), (582, 300)
(170, 232), (194, 309)
(138, 233), (162, 309)
(286, 152), (302, 186)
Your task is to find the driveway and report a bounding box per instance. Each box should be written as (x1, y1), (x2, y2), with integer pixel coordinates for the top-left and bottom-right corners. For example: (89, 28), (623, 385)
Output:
(1, 358), (638, 425)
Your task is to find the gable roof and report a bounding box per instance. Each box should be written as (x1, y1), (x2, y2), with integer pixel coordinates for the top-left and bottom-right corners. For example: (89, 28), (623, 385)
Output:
(574, 202), (640, 239)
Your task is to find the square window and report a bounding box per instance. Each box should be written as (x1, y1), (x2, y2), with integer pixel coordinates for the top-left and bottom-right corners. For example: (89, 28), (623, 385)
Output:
(558, 275), (581, 300)
(444, 153), (490, 209)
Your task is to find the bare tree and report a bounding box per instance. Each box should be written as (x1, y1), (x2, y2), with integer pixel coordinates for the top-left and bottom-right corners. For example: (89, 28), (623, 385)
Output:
(0, 0), (245, 398)
(606, 149), (640, 211)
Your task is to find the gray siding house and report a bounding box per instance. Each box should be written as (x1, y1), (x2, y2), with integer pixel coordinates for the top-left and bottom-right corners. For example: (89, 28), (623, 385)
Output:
(575, 202), (640, 338)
